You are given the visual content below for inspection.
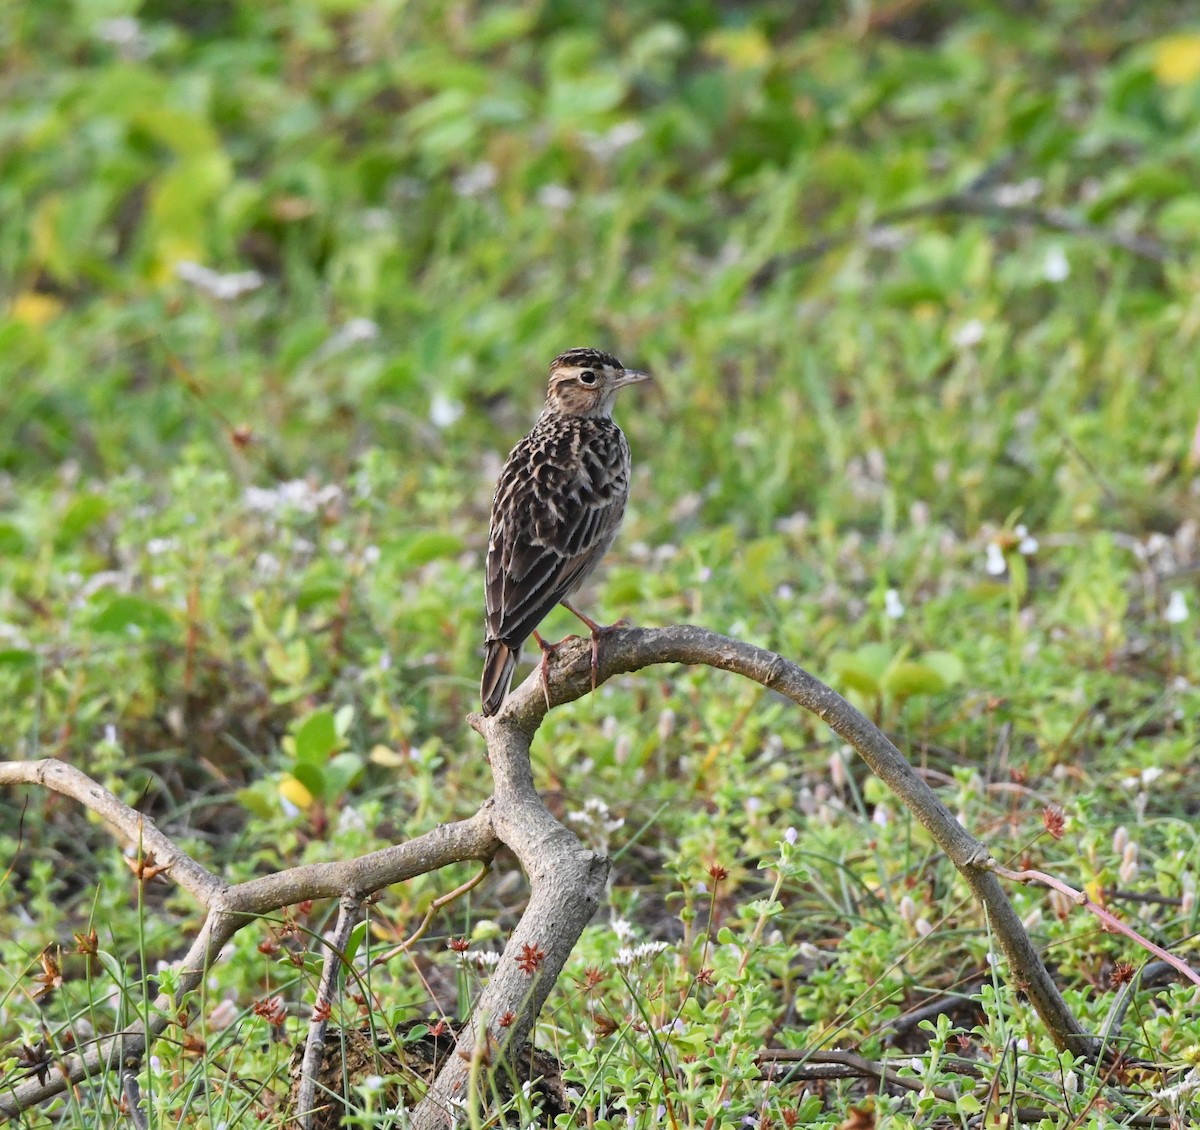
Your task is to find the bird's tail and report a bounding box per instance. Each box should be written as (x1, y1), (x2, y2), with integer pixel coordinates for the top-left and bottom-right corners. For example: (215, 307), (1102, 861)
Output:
(480, 640), (518, 716)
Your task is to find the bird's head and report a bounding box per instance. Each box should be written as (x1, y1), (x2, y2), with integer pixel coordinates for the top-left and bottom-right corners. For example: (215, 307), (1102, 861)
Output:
(544, 347), (651, 418)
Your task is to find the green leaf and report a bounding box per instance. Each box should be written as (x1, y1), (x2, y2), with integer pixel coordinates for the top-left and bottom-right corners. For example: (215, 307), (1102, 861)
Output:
(0, 649), (36, 671)
(90, 596), (177, 639)
(0, 521), (28, 555)
(57, 495), (110, 546)
(829, 643), (894, 696)
(389, 532), (464, 568)
(294, 709), (338, 763)
(343, 920), (370, 969)
(290, 761), (326, 801)
(922, 651), (966, 686)
(883, 660), (947, 698)
(324, 753), (364, 800)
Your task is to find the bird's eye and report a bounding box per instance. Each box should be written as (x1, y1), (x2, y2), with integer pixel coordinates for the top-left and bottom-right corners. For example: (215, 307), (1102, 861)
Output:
(578, 370), (597, 385)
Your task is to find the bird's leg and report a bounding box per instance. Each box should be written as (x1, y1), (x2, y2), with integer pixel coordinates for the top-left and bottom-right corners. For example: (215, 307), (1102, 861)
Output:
(560, 599), (631, 691)
(531, 630), (556, 710)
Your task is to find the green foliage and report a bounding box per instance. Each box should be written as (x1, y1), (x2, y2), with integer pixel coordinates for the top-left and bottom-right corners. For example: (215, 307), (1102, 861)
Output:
(3, 0), (1200, 1125)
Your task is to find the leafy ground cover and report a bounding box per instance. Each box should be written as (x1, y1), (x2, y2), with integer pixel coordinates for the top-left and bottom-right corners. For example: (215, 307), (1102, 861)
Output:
(2, 0), (1199, 1125)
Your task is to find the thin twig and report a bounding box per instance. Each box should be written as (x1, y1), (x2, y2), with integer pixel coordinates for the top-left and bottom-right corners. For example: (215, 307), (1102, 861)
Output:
(751, 189), (1176, 288)
(121, 1070), (149, 1130)
(988, 863), (1200, 987)
(370, 864), (491, 968)
(295, 894), (363, 1130)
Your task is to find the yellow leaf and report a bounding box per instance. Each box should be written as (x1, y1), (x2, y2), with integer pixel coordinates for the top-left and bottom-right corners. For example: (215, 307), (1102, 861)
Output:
(1153, 34), (1200, 85)
(10, 292), (64, 327)
(703, 27), (772, 70)
(278, 774), (313, 810)
(368, 744), (406, 767)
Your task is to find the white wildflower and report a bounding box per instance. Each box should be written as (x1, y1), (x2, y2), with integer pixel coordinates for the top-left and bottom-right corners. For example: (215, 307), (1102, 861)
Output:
(1043, 247), (1070, 283)
(175, 261), (264, 301)
(613, 941), (669, 968)
(430, 392), (464, 429)
(582, 121), (644, 161)
(985, 542), (1007, 576)
(784, 826), (798, 845)
(993, 178), (1042, 207)
(254, 552), (281, 580)
(1015, 524), (1039, 555)
(1119, 841), (1139, 884)
(884, 588), (905, 619)
(536, 184), (574, 210)
(953, 319), (985, 348)
(452, 163), (496, 197)
(1165, 590), (1189, 624)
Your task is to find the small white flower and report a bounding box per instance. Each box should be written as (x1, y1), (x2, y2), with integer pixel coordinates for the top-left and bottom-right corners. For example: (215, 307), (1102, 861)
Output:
(1015, 524), (1039, 555)
(255, 552), (281, 580)
(362, 1074), (385, 1092)
(775, 583), (795, 601)
(872, 804), (890, 828)
(953, 319), (985, 348)
(985, 542), (1007, 576)
(697, 565), (713, 583)
(915, 918), (933, 937)
(149, 1055), (162, 1073)
(104, 723), (118, 745)
(1043, 247), (1070, 283)
(1113, 826), (1128, 854)
(884, 588), (905, 619)
(175, 260), (264, 301)
(453, 163), (496, 197)
(1119, 841), (1139, 884)
(536, 184), (574, 210)
(993, 178), (1042, 207)
(583, 121), (644, 161)
(430, 392), (464, 429)
(1165, 590), (1189, 624)
(784, 826), (798, 845)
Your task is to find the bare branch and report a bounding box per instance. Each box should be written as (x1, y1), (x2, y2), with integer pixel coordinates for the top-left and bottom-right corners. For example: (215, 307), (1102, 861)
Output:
(751, 189), (1176, 289)
(988, 863), (1200, 988)
(493, 625), (1095, 1055)
(296, 894), (363, 1130)
(0, 759), (223, 905)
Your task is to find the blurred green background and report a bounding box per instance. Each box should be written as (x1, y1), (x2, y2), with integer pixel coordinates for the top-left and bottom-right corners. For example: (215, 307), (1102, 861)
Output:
(2, 1), (1199, 1125)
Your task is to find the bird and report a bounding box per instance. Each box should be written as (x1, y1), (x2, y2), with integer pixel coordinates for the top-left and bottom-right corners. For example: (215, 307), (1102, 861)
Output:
(480, 347), (650, 716)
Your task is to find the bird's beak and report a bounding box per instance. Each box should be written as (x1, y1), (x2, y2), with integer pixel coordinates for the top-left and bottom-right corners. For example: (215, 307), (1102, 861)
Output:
(615, 368), (652, 388)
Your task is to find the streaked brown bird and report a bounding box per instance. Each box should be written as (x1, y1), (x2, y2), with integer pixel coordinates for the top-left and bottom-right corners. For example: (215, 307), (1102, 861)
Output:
(480, 347), (650, 716)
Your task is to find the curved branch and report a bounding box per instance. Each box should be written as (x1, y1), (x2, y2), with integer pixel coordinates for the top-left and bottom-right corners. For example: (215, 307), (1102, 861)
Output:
(500, 625), (1094, 1053)
(0, 759), (223, 904)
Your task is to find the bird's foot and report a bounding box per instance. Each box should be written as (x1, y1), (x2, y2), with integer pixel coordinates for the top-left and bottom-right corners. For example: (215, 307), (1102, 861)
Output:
(531, 630), (572, 710)
(560, 601), (633, 692)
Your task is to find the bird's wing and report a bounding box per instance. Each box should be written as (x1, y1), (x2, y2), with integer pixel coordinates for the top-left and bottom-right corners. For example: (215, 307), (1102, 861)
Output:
(485, 424), (628, 647)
